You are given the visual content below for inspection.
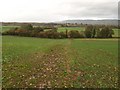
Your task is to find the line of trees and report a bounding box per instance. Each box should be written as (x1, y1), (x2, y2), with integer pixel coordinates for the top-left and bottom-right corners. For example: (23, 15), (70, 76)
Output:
(2, 24), (115, 39)
(84, 25), (114, 38)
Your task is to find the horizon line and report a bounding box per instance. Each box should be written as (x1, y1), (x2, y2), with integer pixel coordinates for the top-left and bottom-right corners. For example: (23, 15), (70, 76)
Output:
(1, 18), (119, 23)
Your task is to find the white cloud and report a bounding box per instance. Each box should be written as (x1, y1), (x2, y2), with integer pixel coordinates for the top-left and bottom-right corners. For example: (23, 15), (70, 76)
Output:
(0, 0), (119, 22)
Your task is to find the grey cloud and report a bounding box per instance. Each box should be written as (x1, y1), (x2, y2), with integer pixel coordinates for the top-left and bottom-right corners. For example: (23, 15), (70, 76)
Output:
(1, 0), (119, 22)
(58, 1), (118, 19)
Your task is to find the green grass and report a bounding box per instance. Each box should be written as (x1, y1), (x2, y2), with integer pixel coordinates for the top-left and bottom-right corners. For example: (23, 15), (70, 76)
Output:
(113, 29), (120, 37)
(58, 27), (85, 32)
(2, 26), (19, 32)
(70, 39), (118, 87)
(2, 36), (118, 88)
(2, 36), (66, 62)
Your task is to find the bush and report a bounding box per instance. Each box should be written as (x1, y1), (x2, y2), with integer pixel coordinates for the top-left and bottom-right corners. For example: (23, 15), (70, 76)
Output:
(33, 27), (44, 33)
(44, 30), (60, 38)
(98, 27), (114, 38)
(68, 30), (83, 38)
(2, 27), (19, 35)
(59, 32), (66, 38)
(84, 25), (94, 38)
(2, 24), (114, 39)
(44, 30), (54, 38)
(20, 24), (33, 31)
(95, 27), (101, 38)
(52, 27), (58, 32)
(17, 29), (31, 36)
(79, 31), (85, 38)
(37, 32), (46, 38)
(53, 32), (60, 39)
(3, 30), (16, 35)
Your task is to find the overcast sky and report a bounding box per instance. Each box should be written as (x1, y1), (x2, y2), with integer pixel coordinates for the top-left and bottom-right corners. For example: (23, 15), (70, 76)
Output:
(0, 0), (119, 22)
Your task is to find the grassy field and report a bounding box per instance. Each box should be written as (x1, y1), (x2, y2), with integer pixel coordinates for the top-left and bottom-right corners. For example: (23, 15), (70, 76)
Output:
(113, 29), (119, 37)
(57, 27), (85, 32)
(2, 26), (19, 32)
(2, 36), (118, 88)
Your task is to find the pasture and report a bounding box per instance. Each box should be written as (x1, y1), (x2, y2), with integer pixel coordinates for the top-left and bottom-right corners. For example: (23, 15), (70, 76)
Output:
(2, 36), (118, 88)
(2, 26), (19, 32)
(57, 27), (85, 32)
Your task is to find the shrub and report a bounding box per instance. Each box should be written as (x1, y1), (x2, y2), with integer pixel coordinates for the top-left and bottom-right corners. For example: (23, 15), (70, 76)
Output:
(95, 27), (101, 38)
(99, 26), (114, 38)
(68, 30), (82, 38)
(84, 25), (94, 38)
(3, 29), (16, 35)
(20, 24), (33, 31)
(65, 30), (68, 38)
(37, 32), (46, 38)
(59, 32), (66, 38)
(52, 27), (58, 32)
(45, 30), (54, 38)
(15, 29), (31, 36)
(53, 32), (60, 39)
(79, 31), (85, 38)
(2, 27), (19, 35)
(2, 25), (114, 39)
(33, 27), (44, 33)
(108, 28), (114, 38)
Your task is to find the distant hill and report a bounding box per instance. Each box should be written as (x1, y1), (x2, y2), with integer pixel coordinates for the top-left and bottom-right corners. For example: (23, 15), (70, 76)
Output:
(1, 19), (119, 26)
(59, 19), (118, 26)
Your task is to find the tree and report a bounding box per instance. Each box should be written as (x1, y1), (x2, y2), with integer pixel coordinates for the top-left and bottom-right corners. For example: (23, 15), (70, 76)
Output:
(52, 27), (58, 32)
(91, 28), (96, 38)
(68, 30), (81, 38)
(84, 25), (94, 38)
(95, 27), (101, 38)
(99, 26), (114, 38)
(59, 32), (66, 38)
(21, 24), (33, 31)
(33, 27), (44, 33)
(65, 29), (68, 38)
(108, 28), (114, 38)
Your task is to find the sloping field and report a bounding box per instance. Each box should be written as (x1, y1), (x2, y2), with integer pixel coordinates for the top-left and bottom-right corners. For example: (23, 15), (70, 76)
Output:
(2, 36), (118, 88)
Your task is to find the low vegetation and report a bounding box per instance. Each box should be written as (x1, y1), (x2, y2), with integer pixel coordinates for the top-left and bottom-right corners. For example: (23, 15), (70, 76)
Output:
(2, 24), (116, 38)
(2, 36), (118, 88)
(84, 25), (114, 38)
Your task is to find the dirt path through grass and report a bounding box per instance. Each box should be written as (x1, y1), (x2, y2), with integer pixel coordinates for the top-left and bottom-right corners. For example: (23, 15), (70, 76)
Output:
(3, 41), (76, 88)
(35, 44), (73, 88)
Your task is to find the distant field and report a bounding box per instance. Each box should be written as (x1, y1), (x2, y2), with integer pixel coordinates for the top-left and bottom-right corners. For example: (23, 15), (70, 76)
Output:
(1, 26), (84, 32)
(2, 36), (118, 88)
(2, 26), (19, 32)
(113, 29), (119, 37)
(57, 27), (85, 32)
